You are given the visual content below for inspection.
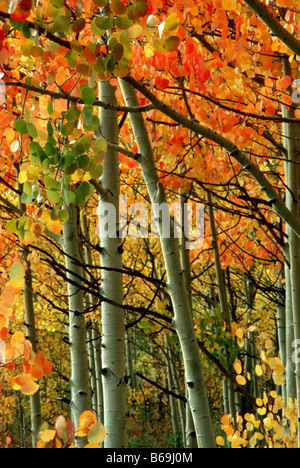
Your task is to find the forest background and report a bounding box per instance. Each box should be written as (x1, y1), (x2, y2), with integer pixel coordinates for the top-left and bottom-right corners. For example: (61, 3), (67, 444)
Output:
(0, 0), (300, 449)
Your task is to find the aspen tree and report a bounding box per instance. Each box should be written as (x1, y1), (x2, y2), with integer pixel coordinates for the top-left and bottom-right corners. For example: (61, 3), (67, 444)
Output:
(62, 202), (91, 445)
(119, 78), (216, 448)
(97, 81), (127, 448)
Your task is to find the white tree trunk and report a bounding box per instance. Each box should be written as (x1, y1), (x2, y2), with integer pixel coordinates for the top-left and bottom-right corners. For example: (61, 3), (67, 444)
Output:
(119, 79), (215, 448)
(17, 176), (41, 448)
(98, 80), (127, 448)
(282, 57), (300, 442)
(62, 202), (91, 444)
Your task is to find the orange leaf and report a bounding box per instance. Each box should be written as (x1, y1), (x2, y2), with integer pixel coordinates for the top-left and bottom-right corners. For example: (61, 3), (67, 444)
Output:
(15, 375), (39, 395)
(236, 375), (246, 386)
(10, 0), (32, 21)
(11, 330), (25, 345)
(0, 285), (15, 308)
(77, 410), (97, 435)
(265, 105), (275, 116)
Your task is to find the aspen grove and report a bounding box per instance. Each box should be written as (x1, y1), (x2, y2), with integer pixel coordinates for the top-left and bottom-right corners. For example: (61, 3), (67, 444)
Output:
(0, 0), (300, 449)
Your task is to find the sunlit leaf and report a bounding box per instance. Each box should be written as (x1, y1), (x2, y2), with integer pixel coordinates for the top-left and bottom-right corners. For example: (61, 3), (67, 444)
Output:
(87, 422), (105, 445)
(39, 429), (56, 443)
(163, 36), (180, 52)
(81, 87), (96, 105)
(9, 262), (25, 282)
(236, 375), (246, 386)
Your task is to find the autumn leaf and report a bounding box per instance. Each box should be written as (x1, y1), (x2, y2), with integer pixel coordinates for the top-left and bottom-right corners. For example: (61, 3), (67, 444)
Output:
(14, 375), (40, 395)
(236, 375), (246, 386)
(39, 429), (56, 444)
(10, 0), (32, 21)
(87, 422), (106, 445)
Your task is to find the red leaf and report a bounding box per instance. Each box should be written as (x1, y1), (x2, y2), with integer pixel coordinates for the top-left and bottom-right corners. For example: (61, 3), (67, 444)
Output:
(10, 0), (32, 21)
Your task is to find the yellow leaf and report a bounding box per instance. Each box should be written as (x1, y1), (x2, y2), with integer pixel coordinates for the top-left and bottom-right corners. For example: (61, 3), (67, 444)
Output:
(236, 375), (246, 385)
(11, 330), (25, 344)
(273, 373), (285, 386)
(255, 364), (263, 376)
(222, 0), (236, 10)
(216, 436), (225, 446)
(87, 422), (105, 445)
(233, 359), (242, 374)
(84, 443), (101, 448)
(39, 429), (56, 443)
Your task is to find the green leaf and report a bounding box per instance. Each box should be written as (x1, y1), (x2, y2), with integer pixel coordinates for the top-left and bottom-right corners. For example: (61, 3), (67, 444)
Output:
(81, 106), (94, 127)
(47, 188), (61, 204)
(62, 151), (76, 168)
(115, 16), (133, 30)
(76, 181), (92, 207)
(77, 154), (89, 169)
(58, 209), (69, 223)
(22, 22), (32, 39)
(47, 100), (54, 115)
(163, 36), (181, 52)
(15, 119), (28, 135)
(73, 135), (92, 155)
(65, 106), (80, 123)
(165, 13), (180, 32)
(87, 422), (106, 445)
(83, 115), (100, 131)
(73, 141), (85, 156)
(81, 87), (96, 105)
(6, 218), (18, 234)
(89, 163), (103, 179)
(61, 122), (75, 136)
(27, 123), (38, 139)
(95, 16), (112, 30)
(9, 262), (25, 282)
(94, 138), (107, 155)
(66, 50), (78, 68)
(44, 175), (60, 189)
(52, 16), (71, 33)
(23, 181), (32, 196)
(47, 121), (54, 136)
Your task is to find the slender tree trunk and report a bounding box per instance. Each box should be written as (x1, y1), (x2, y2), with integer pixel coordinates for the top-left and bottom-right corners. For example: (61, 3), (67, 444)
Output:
(92, 321), (104, 423)
(119, 79), (216, 448)
(23, 248), (42, 447)
(178, 186), (197, 448)
(81, 213), (104, 421)
(282, 58), (300, 440)
(125, 327), (136, 390)
(17, 175), (41, 447)
(243, 272), (258, 402)
(276, 278), (286, 400)
(86, 322), (97, 415)
(164, 334), (181, 448)
(283, 244), (297, 401)
(98, 80), (127, 448)
(62, 202), (91, 444)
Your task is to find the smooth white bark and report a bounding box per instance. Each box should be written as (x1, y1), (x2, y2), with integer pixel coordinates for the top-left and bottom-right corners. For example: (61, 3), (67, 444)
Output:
(62, 202), (91, 443)
(98, 81), (127, 448)
(119, 79), (216, 448)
